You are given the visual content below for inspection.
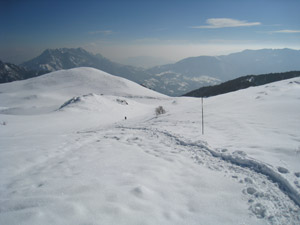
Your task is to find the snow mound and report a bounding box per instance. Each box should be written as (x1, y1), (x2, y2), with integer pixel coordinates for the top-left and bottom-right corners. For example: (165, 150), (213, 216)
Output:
(58, 93), (139, 113)
(59, 93), (130, 111)
(59, 96), (83, 109)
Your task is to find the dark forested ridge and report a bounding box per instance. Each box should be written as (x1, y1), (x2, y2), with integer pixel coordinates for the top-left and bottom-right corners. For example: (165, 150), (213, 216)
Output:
(183, 71), (300, 98)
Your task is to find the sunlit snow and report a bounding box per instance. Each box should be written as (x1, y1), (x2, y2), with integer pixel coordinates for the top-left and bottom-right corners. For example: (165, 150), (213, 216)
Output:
(0, 67), (299, 224)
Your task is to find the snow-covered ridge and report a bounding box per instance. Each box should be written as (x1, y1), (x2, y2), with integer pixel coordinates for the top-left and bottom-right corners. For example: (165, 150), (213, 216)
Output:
(14, 67), (165, 97)
(0, 67), (166, 115)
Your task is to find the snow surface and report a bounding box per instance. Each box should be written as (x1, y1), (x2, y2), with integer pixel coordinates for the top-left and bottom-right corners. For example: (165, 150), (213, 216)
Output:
(0, 67), (300, 224)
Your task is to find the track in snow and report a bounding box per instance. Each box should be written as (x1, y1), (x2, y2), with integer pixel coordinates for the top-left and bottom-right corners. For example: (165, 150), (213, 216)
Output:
(97, 124), (300, 224)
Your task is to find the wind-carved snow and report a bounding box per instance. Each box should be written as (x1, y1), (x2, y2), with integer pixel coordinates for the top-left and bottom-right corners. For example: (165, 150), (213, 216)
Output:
(59, 96), (82, 109)
(0, 68), (299, 224)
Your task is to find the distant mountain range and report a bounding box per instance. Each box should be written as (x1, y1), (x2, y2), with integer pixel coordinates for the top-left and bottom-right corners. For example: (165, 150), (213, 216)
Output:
(1, 48), (300, 96)
(145, 49), (300, 95)
(20, 48), (149, 84)
(183, 71), (300, 98)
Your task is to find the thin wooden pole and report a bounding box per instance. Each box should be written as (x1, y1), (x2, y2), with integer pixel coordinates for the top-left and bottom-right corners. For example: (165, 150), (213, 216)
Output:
(202, 97), (204, 135)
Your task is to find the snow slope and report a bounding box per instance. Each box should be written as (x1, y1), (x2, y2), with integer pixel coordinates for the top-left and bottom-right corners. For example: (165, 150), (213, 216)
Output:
(0, 67), (164, 114)
(0, 68), (299, 224)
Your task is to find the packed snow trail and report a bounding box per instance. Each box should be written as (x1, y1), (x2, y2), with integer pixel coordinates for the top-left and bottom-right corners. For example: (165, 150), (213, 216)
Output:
(0, 124), (265, 225)
(77, 121), (300, 224)
(117, 124), (300, 209)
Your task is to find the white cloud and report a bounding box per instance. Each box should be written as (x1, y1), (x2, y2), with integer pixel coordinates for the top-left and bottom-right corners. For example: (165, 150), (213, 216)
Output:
(190, 18), (261, 29)
(89, 30), (113, 35)
(273, 30), (300, 33)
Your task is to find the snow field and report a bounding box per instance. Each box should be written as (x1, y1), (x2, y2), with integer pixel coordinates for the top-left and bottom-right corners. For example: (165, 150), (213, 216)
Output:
(1, 68), (300, 224)
(0, 125), (263, 225)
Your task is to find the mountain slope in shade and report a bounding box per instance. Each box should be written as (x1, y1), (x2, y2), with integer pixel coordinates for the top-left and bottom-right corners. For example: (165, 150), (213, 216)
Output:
(0, 60), (44, 83)
(0, 60), (24, 83)
(184, 71), (300, 97)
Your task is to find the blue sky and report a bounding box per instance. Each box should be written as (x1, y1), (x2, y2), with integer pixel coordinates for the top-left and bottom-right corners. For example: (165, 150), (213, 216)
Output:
(1, 0), (300, 64)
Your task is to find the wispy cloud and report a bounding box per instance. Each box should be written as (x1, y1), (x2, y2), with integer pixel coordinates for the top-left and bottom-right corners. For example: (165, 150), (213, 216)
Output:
(273, 29), (300, 33)
(89, 30), (113, 35)
(190, 18), (261, 29)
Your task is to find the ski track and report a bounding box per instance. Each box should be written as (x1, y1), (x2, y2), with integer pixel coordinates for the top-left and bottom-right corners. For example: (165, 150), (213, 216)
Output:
(78, 120), (300, 224)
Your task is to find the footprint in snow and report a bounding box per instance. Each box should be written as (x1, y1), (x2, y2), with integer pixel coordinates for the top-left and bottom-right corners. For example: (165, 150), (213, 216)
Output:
(232, 150), (247, 157)
(250, 202), (267, 219)
(277, 166), (289, 174)
(244, 177), (253, 184)
(130, 186), (152, 198)
(246, 187), (257, 195)
(131, 186), (143, 197)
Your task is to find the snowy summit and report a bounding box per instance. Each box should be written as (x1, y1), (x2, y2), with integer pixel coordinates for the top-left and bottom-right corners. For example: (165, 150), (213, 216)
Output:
(0, 67), (300, 224)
